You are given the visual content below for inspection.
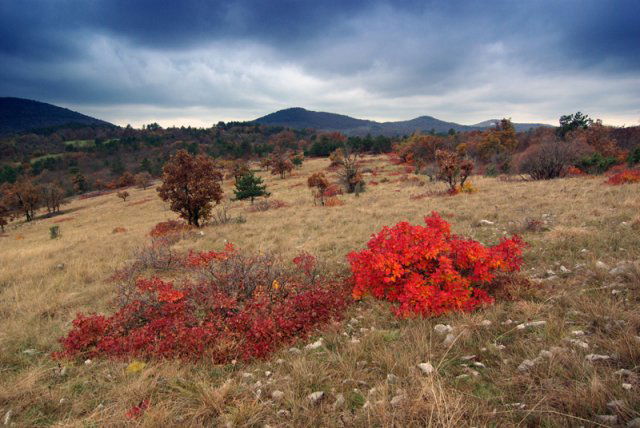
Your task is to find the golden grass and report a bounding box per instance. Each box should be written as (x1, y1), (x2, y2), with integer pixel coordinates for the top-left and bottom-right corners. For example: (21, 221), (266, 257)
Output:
(0, 155), (639, 426)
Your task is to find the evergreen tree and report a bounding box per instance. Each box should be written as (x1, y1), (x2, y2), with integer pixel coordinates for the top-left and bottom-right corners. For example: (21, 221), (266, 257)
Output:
(234, 171), (269, 204)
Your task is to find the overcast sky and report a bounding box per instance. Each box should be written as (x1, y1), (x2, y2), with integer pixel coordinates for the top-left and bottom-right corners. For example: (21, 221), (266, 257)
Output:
(1, 0), (639, 128)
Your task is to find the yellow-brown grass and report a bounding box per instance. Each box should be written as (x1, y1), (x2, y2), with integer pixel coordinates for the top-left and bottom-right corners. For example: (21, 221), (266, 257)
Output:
(0, 155), (639, 426)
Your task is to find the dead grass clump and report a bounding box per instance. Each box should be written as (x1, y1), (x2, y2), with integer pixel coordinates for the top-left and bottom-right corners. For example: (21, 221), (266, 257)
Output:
(112, 227), (127, 234)
(245, 199), (289, 212)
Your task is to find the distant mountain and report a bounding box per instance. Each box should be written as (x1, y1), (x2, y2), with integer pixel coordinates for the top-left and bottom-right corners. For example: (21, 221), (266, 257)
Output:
(0, 97), (113, 135)
(254, 107), (550, 136)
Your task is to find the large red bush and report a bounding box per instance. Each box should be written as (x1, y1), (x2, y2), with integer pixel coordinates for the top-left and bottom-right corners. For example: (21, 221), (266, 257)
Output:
(606, 168), (640, 185)
(55, 246), (350, 362)
(347, 212), (525, 318)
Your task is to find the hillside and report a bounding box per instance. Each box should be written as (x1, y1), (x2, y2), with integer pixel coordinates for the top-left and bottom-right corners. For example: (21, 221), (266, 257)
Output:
(0, 97), (114, 135)
(254, 107), (550, 136)
(1, 155), (639, 426)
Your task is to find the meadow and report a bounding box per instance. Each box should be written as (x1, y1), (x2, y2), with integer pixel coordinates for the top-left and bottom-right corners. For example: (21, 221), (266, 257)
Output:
(1, 155), (639, 426)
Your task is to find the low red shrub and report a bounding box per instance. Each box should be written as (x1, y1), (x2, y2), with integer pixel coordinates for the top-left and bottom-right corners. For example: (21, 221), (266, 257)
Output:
(606, 169), (640, 185)
(54, 246), (350, 362)
(149, 220), (191, 238)
(325, 196), (345, 207)
(348, 212), (525, 318)
(323, 184), (343, 197)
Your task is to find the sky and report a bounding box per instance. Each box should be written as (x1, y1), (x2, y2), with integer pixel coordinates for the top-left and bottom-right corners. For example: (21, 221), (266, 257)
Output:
(1, 0), (639, 128)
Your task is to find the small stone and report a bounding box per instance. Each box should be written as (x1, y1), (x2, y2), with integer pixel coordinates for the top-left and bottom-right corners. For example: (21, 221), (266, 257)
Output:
(479, 219), (495, 226)
(585, 354), (611, 362)
(390, 394), (406, 407)
(22, 348), (38, 355)
(333, 393), (345, 409)
(277, 410), (290, 418)
(615, 369), (632, 377)
(288, 347), (301, 354)
(516, 321), (546, 330)
(566, 339), (589, 349)
(571, 330), (585, 336)
(350, 338), (361, 344)
(455, 374), (469, 379)
(517, 359), (537, 371)
(271, 390), (284, 401)
(627, 418), (640, 427)
(472, 362), (485, 369)
(433, 324), (453, 335)
(607, 400), (625, 412)
(507, 403), (526, 409)
(595, 261), (609, 270)
(84, 359), (92, 365)
(241, 372), (254, 379)
(198, 231), (205, 236)
(501, 319), (513, 325)
(386, 373), (399, 384)
(276, 359), (285, 365)
(308, 391), (324, 404)
(480, 320), (492, 326)
(418, 362), (434, 375)
(559, 265), (571, 274)
(264, 371), (272, 377)
(55, 263), (65, 270)
(595, 415), (617, 424)
(59, 366), (67, 376)
(443, 333), (456, 347)
(3, 410), (12, 426)
(493, 343), (506, 350)
(305, 338), (323, 350)
(461, 355), (476, 361)
(538, 350), (552, 358)
(59, 398), (66, 404)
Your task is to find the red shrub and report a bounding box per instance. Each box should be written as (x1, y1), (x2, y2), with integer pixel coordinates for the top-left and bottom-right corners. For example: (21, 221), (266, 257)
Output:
(323, 183), (343, 197)
(54, 247), (350, 362)
(347, 212), (525, 318)
(325, 196), (345, 207)
(149, 220), (191, 238)
(606, 169), (640, 185)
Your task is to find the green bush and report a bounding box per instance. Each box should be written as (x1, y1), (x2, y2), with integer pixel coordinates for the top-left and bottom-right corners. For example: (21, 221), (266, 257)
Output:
(576, 153), (618, 174)
(628, 146), (640, 165)
(49, 226), (60, 239)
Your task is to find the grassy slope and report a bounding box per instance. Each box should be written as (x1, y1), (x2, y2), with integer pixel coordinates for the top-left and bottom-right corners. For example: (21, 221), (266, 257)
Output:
(0, 156), (639, 426)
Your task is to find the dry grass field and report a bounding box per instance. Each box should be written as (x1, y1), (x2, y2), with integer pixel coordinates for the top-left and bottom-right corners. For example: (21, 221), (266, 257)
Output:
(1, 155), (639, 427)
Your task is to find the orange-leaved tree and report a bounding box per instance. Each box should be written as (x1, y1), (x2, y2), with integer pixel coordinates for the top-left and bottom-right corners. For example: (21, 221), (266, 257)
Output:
(157, 150), (223, 227)
(307, 172), (330, 205)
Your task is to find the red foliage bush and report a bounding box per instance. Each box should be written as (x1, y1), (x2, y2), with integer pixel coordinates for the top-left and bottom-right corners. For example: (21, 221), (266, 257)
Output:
(149, 220), (191, 238)
(323, 183), (343, 197)
(606, 169), (640, 185)
(325, 196), (345, 207)
(348, 212), (525, 318)
(54, 246), (350, 362)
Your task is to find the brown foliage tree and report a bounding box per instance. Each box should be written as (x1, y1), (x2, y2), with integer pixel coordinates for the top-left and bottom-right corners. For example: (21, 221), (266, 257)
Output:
(335, 147), (365, 194)
(307, 172), (330, 205)
(518, 142), (584, 180)
(270, 150), (294, 179)
(118, 172), (135, 188)
(9, 179), (41, 221)
(435, 150), (473, 191)
(135, 172), (153, 189)
(226, 160), (250, 184)
(157, 150), (224, 227)
(117, 190), (130, 202)
(42, 184), (65, 214)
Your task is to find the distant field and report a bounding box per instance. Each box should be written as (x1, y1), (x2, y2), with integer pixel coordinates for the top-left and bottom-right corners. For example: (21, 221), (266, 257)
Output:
(0, 156), (638, 426)
(63, 139), (95, 149)
(29, 153), (65, 164)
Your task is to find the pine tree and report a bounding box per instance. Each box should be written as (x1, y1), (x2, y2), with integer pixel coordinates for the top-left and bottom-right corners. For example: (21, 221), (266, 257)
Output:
(234, 171), (269, 204)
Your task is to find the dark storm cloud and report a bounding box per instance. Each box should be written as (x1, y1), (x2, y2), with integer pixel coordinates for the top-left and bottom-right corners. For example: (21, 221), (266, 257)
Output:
(0, 0), (638, 125)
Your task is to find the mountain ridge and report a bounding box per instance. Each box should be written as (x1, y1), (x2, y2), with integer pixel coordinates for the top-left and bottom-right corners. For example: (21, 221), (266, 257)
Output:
(0, 97), (113, 135)
(254, 107), (550, 136)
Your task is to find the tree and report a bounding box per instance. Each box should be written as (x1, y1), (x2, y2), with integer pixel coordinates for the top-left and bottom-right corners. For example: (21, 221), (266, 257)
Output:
(227, 160), (250, 184)
(335, 146), (365, 194)
(135, 172), (153, 189)
(307, 172), (330, 205)
(9, 179), (41, 221)
(117, 190), (130, 202)
(435, 150), (473, 192)
(72, 173), (88, 194)
(118, 172), (135, 188)
(519, 142), (582, 180)
(42, 184), (65, 214)
(234, 171), (269, 204)
(558, 111), (593, 139)
(157, 150), (223, 227)
(270, 150), (294, 179)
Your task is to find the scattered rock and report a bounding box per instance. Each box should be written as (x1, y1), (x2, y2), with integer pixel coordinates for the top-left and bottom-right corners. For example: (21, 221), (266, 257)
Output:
(55, 263), (65, 270)
(461, 355), (476, 361)
(386, 373), (399, 384)
(264, 371), (272, 378)
(627, 418), (640, 427)
(607, 400), (625, 413)
(443, 333), (456, 347)
(595, 415), (617, 425)
(3, 410), (12, 426)
(479, 219), (495, 226)
(241, 372), (254, 379)
(615, 369), (633, 377)
(479, 320), (492, 327)
(559, 265), (571, 274)
(610, 261), (633, 276)
(350, 338), (361, 344)
(433, 324), (453, 335)
(308, 391), (324, 404)
(332, 393), (345, 409)
(390, 394), (406, 407)
(493, 343), (506, 350)
(455, 374), (469, 379)
(305, 338), (323, 350)
(566, 339), (589, 349)
(506, 403), (526, 410)
(277, 410), (290, 418)
(418, 362), (434, 375)
(538, 350), (553, 359)
(516, 321), (547, 330)
(271, 390), (284, 401)
(501, 319), (513, 326)
(288, 347), (301, 354)
(571, 330), (585, 336)
(59, 366), (67, 376)
(22, 348), (38, 355)
(595, 261), (609, 270)
(84, 359), (92, 365)
(517, 359), (537, 372)
(585, 354), (611, 362)
(276, 359), (285, 365)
